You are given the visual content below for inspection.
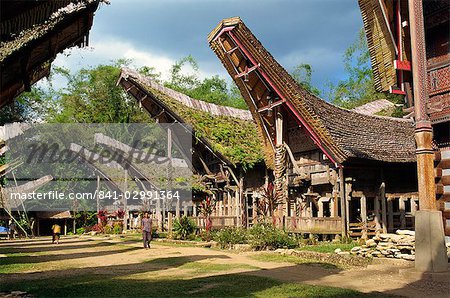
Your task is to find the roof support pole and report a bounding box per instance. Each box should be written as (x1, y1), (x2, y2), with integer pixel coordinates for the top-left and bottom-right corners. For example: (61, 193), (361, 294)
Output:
(409, 0), (447, 273)
(409, 0), (435, 211)
(338, 167), (347, 238)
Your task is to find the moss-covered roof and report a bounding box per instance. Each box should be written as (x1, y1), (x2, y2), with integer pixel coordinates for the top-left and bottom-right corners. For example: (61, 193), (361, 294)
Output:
(120, 68), (264, 169)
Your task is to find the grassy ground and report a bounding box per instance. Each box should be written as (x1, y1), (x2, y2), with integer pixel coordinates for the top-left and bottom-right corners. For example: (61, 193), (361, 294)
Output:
(297, 242), (357, 253)
(0, 273), (364, 297)
(250, 253), (341, 269)
(0, 237), (372, 297)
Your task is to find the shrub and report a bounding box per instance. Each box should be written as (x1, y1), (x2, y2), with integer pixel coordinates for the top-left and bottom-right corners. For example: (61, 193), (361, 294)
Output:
(104, 224), (113, 234)
(159, 231), (168, 238)
(97, 210), (108, 225)
(213, 227), (248, 248)
(91, 223), (104, 233)
(199, 231), (213, 242)
(249, 223), (298, 250)
(113, 222), (123, 234)
(172, 216), (196, 240)
(76, 227), (85, 235)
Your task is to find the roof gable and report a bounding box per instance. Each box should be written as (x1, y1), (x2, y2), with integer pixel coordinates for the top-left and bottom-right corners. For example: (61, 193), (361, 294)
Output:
(208, 17), (416, 164)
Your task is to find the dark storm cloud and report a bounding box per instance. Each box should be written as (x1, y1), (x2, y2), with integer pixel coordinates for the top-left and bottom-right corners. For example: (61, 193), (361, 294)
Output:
(66, 0), (364, 89)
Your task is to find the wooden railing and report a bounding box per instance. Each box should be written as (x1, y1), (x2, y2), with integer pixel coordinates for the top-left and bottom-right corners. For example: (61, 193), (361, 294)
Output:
(189, 216), (238, 228)
(285, 217), (342, 234)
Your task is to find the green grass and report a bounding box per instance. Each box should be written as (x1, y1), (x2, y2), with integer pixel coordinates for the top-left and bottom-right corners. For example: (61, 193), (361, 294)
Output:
(151, 241), (198, 248)
(297, 242), (357, 253)
(0, 262), (40, 274)
(250, 253), (340, 269)
(0, 273), (372, 297)
(179, 261), (258, 273)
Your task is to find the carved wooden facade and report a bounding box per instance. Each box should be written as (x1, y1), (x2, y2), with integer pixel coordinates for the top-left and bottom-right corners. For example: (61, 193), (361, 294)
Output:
(209, 17), (419, 237)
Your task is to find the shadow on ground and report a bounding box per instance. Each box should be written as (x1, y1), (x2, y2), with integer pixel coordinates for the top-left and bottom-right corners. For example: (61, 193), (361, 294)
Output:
(0, 238), (448, 297)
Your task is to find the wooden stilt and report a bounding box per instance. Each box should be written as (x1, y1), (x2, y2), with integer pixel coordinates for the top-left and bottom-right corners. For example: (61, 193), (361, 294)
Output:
(387, 199), (394, 232)
(380, 182), (387, 233)
(399, 197), (406, 228)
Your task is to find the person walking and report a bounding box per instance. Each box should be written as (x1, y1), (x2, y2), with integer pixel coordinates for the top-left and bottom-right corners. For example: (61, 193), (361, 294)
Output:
(51, 222), (61, 244)
(141, 212), (152, 249)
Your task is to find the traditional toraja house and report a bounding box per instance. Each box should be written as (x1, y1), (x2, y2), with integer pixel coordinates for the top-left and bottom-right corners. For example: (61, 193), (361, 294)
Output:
(0, 0), (104, 107)
(358, 0), (449, 240)
(208, 17), (422, 237)
(118, 68), (267, 228)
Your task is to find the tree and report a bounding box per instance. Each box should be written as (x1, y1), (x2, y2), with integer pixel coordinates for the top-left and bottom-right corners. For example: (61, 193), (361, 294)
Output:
(0, 86), (52, 125)
(165, 55), (247, 109)
(325, 28), (403, 111)
(45, 60), (150, 123)
(291, 63), (321, 96)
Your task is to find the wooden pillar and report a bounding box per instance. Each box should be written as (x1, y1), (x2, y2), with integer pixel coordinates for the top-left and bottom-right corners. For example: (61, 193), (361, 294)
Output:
(338, 167), (346, 237)
(380, 182), (387, 233)
(183, 203), (188, 217)
(218, 200), (223, 216)
(235, 190), (240, 225)
(330, 198), (336, 217)
(409, 0), (436, 211)
(361, 195), (367, 236)
(399, 197), (406, 228)
(387, 198), (394, 232)
(123, 170), (128, 231)
(374, 196), (382, 231)
(96, 175), (101, 224)
(156, 198), (162, 230)
(252, 196), (257, 223)
(318, 199), (324, 218)
(193, 202), (197, 217)
(168, 212), (173, 234)
(64, 219), (67, 236)
(175, 198), (180, 219)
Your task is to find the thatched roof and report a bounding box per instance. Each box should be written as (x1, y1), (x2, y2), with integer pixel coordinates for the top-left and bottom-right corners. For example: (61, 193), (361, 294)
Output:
(36, 211), (72, 219)
(119, 68), (264, 169)
(0, 0), (103, 108)
(208, 17), (416, 165)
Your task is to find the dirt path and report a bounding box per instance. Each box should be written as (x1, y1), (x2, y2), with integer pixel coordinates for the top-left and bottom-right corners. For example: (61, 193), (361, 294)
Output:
(1, 236), (448, 297)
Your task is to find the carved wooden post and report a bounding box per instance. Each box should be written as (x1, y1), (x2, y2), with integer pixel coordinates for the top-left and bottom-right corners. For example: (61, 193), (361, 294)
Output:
(409, 0), (436, 211)
(409, 0), (447, 272)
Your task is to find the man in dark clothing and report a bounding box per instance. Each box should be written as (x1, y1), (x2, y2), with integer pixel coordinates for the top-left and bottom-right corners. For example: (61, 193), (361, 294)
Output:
(141, 212), (152, 249)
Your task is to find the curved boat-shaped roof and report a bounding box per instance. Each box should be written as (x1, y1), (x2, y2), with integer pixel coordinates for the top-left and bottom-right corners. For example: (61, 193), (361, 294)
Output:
(208, 17), (416, 164)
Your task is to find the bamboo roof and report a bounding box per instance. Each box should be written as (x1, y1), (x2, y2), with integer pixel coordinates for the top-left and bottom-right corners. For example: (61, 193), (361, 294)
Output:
(358, 0), (397, 92)
(208, 17), (416, 165)
(119, 68), (264, 169)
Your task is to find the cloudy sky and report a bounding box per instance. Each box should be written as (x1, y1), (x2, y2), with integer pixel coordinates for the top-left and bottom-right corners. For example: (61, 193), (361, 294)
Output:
(54, 0), (364, 91)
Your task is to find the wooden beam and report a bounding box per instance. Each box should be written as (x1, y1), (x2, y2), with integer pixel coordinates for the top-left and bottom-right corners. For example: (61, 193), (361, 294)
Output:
(257, 99), (286, 113)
